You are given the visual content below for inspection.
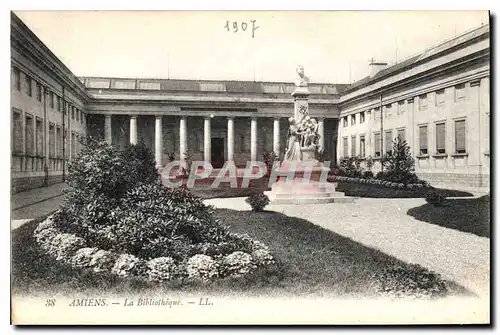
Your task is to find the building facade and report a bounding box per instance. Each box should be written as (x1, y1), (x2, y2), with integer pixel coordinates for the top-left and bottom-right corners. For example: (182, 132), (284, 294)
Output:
(10, 13), (490, 193)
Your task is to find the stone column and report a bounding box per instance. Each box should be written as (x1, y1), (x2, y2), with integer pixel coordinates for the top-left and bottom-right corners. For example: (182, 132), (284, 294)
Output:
(204, 116), (211, 163)
(227, 117), (234, 162)
(273, 117), (280, 156)
(130, 116), (137, 145)
(318, 118), (325, 152)
(104, 115), (112, 143)
(155, 116), (163, 167)
(251, 117), (258, 161)
(179, 116), (187, 162)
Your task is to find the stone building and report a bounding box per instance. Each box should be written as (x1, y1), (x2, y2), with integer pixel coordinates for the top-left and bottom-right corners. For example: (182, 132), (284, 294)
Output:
(10, 12), (490, 193)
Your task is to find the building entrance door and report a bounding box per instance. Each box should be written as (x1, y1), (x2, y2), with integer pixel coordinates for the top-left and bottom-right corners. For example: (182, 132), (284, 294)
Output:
(211, 137), (225, 168)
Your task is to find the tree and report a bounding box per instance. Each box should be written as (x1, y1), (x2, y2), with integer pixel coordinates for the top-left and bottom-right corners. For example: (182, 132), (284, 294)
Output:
(383, 137), (420, 184)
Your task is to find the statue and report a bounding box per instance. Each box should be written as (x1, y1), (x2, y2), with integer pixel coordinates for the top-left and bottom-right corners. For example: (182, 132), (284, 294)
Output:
(294, 65), (310, 87)
(284, 117), (304, 161)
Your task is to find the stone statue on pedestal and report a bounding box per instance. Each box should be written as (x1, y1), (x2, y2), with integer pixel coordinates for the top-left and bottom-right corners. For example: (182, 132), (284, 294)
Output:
(284, 65), (320, 162)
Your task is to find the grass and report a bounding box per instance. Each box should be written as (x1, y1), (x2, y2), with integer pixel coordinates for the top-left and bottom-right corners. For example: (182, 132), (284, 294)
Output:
(335, 181), (474, 198)
(11, 208), (469, 299)
(407, 194), (490, 238)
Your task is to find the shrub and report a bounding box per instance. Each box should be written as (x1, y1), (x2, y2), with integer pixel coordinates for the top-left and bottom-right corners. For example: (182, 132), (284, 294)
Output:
(89, 250), (117, 273)
(111, 254), (147, 278)
(363, 171), (374, 179)
(339, 156), (363, 177)
(374, 263), (448, 299)
(220, 251), (256, 277)
(425, 191), (445, 206)
(251, 241), (275, 266)
(166, 152), (176, 163)
(147, 257), (178, 282)
(70, 247), (99, 268)
(380, 137), (423, 185)
(245, 193), (270, 212)
(263, 151), (279, 176)
(186, 254), (219, 280)
(44, 233), (86, 261)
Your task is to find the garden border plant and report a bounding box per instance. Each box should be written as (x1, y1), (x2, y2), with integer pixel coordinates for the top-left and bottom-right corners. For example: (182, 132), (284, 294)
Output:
(32, 137), (275, 283)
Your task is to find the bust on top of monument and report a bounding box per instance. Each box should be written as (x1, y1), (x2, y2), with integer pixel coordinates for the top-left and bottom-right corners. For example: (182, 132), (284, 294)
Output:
(294, 65), (310, 87)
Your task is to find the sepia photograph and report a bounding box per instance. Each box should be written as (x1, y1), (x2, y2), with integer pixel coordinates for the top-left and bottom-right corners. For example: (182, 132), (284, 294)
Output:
(9, 9), (491, 325)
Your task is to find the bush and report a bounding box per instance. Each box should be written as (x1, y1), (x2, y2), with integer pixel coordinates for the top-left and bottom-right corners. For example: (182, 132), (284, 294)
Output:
(147, 257), (179, 282)
(425, 191), (445, 206)
(380, 137), (423, 185)
(186, 254), (219, 280)
(245, 193), (270, 212)
(339, 156), (363, 177)
(220, 251), (256, 277)
(363, 171), (374, 179)
(374, 263), (448, 299)
(263, 151), (279, 177)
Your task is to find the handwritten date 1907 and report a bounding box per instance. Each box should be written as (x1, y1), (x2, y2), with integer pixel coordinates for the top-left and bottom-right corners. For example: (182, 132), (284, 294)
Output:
(224, 20), (259, 38)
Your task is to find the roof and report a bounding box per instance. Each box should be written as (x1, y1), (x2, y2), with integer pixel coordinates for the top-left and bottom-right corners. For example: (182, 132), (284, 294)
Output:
(344, 24), (490, 93)
(81, 76), (350, 95)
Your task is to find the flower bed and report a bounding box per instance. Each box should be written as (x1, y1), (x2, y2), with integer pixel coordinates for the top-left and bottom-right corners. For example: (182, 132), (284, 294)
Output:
(328, 176), (473, 198)
(33, 214), (275, 282)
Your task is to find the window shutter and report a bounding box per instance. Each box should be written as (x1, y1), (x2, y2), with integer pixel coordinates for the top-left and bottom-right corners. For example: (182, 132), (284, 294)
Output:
(385, 131), (392, 153)
(455, 120), (466, 152)
(397, 129), (406, 142)
(374, 133), (381, 155)
(343, 138), (348, 157)
(436, 123), (446, 153)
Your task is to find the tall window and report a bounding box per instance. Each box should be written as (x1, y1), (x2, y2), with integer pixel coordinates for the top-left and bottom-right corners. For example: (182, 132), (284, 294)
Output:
(397, 128), (406, 143)
(419, 125), (428, 155)
(36, 82), (42, 102)
(351, 136), (356, 156)
(57, 126), (62, 158)
(50, 92), (55, 108)
(49, 123), (56, 158)
(76, 109), (80, 122)
(13, 67), (21, 91)
(385, 130), (393, 155)
(398, 101), (405, 114)
(455, 83), (465, 101)
(343, 137), (348, 157)
(436, 122), (446, 154)
(360, 111), (365, 123)
(351, 114), (356, 125)
(384, 104), (392, 117)
(374, 107), (380, 119)
(436, 89), (445, 105)
(25, 115), (34, 156)
(71, 107), (75, 120)
(455, 120), (466, 154)
(374, 132), (381, 157)
(25, 75), (32, 97)
(419, 94), (428, 109)
(12, 110), (23, 154)
(343, 117), (347, 127)
(359, 135), (366, 158)
(36, 118), (43, 157)
(71, 132), (76, 157)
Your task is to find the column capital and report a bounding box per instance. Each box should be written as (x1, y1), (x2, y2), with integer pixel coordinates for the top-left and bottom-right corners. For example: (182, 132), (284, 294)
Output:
(204, 115), (212, 121)
(227, 116), (235, 120)
(155, 115), (163, 120)
(273, 116), (281, 121)
(407, 98), (414, 104)
(470, 80), (481, 87)
(317, 117), (325, 121)
(130, 115), (138, 119)
(251, 116), (258, 121)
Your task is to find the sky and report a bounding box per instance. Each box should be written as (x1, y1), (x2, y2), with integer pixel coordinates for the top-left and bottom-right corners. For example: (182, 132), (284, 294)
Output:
(14, 10), (489, 84)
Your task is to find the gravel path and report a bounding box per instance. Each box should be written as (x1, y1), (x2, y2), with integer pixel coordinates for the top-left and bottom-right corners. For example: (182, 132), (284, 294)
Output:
(204, 197), (490, 298)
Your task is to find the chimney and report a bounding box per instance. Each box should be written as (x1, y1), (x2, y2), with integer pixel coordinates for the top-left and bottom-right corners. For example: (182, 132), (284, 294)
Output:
(369, 59), (388, 77)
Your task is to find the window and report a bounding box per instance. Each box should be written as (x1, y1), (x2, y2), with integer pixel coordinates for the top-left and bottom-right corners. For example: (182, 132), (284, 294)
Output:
(50, 92), (54, 108)
(25, 75), (32, 97)
(343, 137), (348, 157)
(398, 101), (405, 114)
(36, 118), (43, 157)
(374, 107), (380, 119)
(25, 114), (34, 156)
(384, 104), (392, 117)
(13, 68), (21, 91)
(419, 125), (428, 155)
(351, 114), (356, 125)
(36, 83), (42, 102)
(436, 122), (446, 154)
(343, 117), (348, 127)
(76, 109), (80, 122)
(397, 128), (406, 143)
(360, 112), (365, 123)
(12, 110), (23, 154)
(57, 96), (61, 112)
(71, 132), (76, 157)
(351, 136), (356, 157)
(374, 132), (381, 157)
(385, 130), (393, 155)
(436, 89), (445, 105)
(71, 107), (75, 120)
(455, 83), (465, 100)
(57, 126), (62, 158)
(49, 123), (56, 158)
(359, 135), (366, 158)
(455, 120), (466, 154)
(83, 114), (86, 126)
(419, 94), (428, 109)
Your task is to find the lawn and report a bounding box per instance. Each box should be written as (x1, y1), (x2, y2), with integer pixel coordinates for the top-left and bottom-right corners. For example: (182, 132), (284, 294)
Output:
(12, 208), (469, 299)
(407, 194), (490, 238)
